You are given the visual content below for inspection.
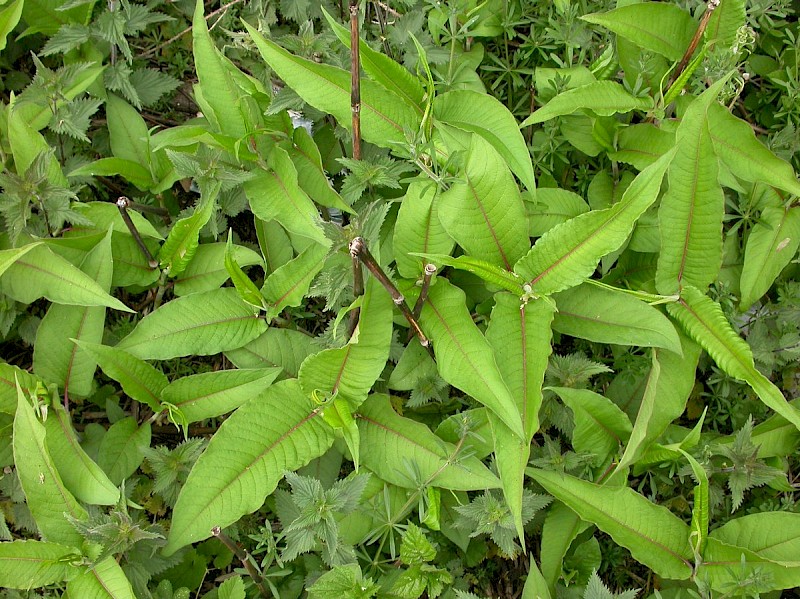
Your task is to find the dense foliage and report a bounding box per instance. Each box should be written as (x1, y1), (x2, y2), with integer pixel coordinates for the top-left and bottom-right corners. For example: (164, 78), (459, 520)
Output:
(1, 0), (799, 598)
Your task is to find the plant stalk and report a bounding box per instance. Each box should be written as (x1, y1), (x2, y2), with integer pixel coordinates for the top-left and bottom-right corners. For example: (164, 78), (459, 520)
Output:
(350, 0), (362, 160)
(668, 0), (719, 90)
(211, 527), (272, 598)
(412, 263), (436, 321)
(116, 197), (159, 269)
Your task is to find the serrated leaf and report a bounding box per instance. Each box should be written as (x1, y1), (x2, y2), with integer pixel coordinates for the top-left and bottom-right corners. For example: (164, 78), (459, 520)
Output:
(164, 379), (334, 554)
(357, 394), (500, 490)
(174, 241), (263, 296)
(65, 556), (136, 599)
(96, 417), (151, 486)
(129, 68), (181, 108)
(0, 244), (132, 312)
(419, 279), (524, 439)
(0, 540), (80, 589)
(116, 288), (266, 360)
(667, 286), (800, 431)
(160, 368), (281, 423)
(75, 341), (167, 411)
(521, 81), (652, 127)
(13, 384), (87, 546)
(514, 148), (674, 296)
(263, 242), (328, 321)
(529, 469), (693, 580)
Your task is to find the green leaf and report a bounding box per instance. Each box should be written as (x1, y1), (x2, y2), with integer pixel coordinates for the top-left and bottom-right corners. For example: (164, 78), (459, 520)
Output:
(414, 254), (524, 295)
(44, 403), (119, 505)
(419, 279), (524, 439)
(487, 417), (531, 544)
(225, 231), (266, 310)
(1, 244), (132, 312)
(552, 283), (682, 353)
(21, 0), (94, 36)
(357, 394), (500, 490)
(263, 242), (328, 321)
(0, 243), (38, 278)
(255, 218), (293, 275)
(707, 103), (800, 197)
(434, 90), (536, 192)
(610, 124), (675, 170)
(0, 0), (24, 53)
(709, 512), (800, 564)
(67, 157), (153, 191)
(521, 556), (551, 599)
(65, 556), (136, 599)
(160, 368), (281, 423)
(529, 469), (693, 580)
(527, 188), (589, 237)
(33, 230), (113, 397)
(705, 0), (747, 52)
(581, 3), (695, 61)
(289, 127), (354, 214)
(106, 93), (151, 174)
(307, 563), (379, 599)
(540, 502), (590, 590)
(393, 181), (455, 279)
(165, 379), (334, 554)
(299, 278), (392, 409)
(667, 286), (800, 431)
(192, 0), (250, 138)
(0, 540), (80, 589)
(677, 448), (709, 556)
(617, 332), (701, 472)
(13, 384), (87, 546)
(75, 201), (163, 239)
(96, 417), (151, 486)
(116, 288), (267, 360)
(75, 341), (167, 411)
(159, 192), (216, 277)
(225, 328), (314, 378)
(243, 20), (421, 148)
(243, 147), (329, 247)
(739, 205), (800, 309)
(514, 148), (674, 296)
(520, 81), (652, 127)
(438, 135), (530, 270)
(174, 241), (263, 297)
(656, 82), (727, 295)
(0, 362), (41, 414)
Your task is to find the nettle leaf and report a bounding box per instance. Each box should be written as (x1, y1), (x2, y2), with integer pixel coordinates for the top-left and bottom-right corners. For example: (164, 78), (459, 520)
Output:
(65, 556), (136, 599)
(529, 469), (693, 580)
(164, 379), (334, 554)
(299, 278), (392, 409)
(117, 288), (266, 360)
(0, 540), (80, 590)
(393, 181), (455, 279)
(438, 134), (530, 270)
(244, 20), (421, 148)
(434, 90), (536, 192)
(13, 385), (87, 546)
(667, 286), (800, 431)
(0, 244), (132, 312)
(357, 394), (500, 490)
(739, 205), (800, 309)
(75, 341), (167, 411)
(33, 229), (113, 397)
(160, 368), (281, 423)
(263, 242), (328, 321)
(419, 279), (524, 439)
(96, 417), (151, 486)
(174, 241), (263, 297)
(129, 68), (181, 108)
(49, 96), (103, 143)
(520, 81), (652, 126)
(581, 3), (695, 61)
(552, 283), (682, 353)
(656, 81), (727, 295)
(514, 148), (674, 296)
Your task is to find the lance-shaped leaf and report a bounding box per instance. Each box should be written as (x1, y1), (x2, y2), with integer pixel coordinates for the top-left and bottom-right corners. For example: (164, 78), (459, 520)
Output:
(617, 332), (701, 472)
(0, 540), (80, 589)
(33, 230), (113, 397)
(656, 82), (727, 295)
(707, 103), (800, 197)
(0, 362), (40, 414)
(414, 254), (524, 294)
(75, 341), (167, 411)
(225, 328), (314, 378)
(13, 385), (87, 546)
(667, 286), (800, 431)
(159, 190), (216, 277)
(44, 403), (119, 505)
(0, 243), (38, 278)
(225, 231), (266, 310)
(106, 93), (150, 173)
(243, 148), (328, 247)
(438, 135), (530, 270)
(540, 501), (591, 590)
(160, 368), (281, 423)
(0, 244), (132, 312)
(263, 242), (328, 321)
(289, 127), (353, 213)
(488, 417), (532, 544)
(244, 21), (420, 148)
(419, 280), (524, 439)
(299, 278), (392, 409)
(357, 394), (500, 490)
(529, 469), (693, 580)
(393, 181), (454, 279)
(96, 418), (151, 486)
(581, 3), (695, 61)
(520, 81), (653, 126)
(164, 379), (334, 554)
(678, 448), (709, 555)
(709, 512), (800, 565)
(434, 90), (536, 192)
(698, 537), (800, 593)
(610, 124), (675, 170)
(739, 205), (800, 309)
(174, 241), (263, 297)
(116, 288), (266, 360)
(552, 283), (682, 353)
(514, 148), (674, 296)
(65, 556), (136, 599)
(0, 0), (23, 54)
(68, 158), (153, 191)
